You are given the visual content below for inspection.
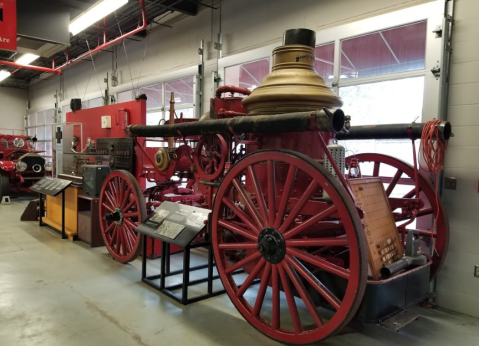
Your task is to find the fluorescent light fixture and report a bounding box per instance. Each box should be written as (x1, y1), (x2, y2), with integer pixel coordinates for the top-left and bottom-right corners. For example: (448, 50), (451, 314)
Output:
(70, 0), (129, 36)
(0, 70), (11, 83)
(174, 97), (182, 103)
(16, 53), (40, 66)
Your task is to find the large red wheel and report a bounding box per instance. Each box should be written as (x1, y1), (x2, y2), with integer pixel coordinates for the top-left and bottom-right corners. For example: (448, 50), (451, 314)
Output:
(345, 153), (449, 280)
(212, 150), (368, 345)
(99, 170), (147, 263)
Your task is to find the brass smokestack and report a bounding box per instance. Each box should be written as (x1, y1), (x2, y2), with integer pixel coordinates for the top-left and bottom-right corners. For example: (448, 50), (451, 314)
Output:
(242, 29), (342, 115)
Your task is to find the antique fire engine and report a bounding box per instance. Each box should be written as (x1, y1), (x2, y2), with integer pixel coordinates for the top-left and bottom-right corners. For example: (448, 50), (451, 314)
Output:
(98, 29), (451, 344)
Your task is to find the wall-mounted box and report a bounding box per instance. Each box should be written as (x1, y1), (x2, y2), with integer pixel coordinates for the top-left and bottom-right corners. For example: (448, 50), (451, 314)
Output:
(101, 115), (111, 129)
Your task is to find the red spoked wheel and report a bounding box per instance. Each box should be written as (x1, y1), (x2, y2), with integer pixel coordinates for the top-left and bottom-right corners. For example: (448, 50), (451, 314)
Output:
(212, 150), (368, 345)
(345, 153), (449, 280)
(193, 134), (228, 180)
(100, 170), (147, 263)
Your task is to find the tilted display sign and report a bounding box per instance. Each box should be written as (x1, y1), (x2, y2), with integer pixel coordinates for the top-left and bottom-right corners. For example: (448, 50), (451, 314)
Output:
(0, 0), (17, 52)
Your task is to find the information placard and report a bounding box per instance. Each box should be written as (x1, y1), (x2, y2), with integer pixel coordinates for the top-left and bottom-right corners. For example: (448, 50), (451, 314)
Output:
(136, 201), (210, 248)
(30, 177), (72, 197)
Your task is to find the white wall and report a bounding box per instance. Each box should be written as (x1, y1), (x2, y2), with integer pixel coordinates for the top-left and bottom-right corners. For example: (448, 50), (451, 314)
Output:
(436, 0), (479, 319)
(29, 0), (433, 112)
(0, 87), (28, 134)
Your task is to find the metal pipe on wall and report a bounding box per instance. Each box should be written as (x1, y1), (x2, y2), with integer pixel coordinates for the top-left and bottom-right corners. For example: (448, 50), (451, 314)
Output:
(0, 0), (147, 76)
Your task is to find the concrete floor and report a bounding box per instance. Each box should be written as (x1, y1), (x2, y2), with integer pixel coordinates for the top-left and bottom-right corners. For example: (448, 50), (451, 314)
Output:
(1, 196), (479, 346)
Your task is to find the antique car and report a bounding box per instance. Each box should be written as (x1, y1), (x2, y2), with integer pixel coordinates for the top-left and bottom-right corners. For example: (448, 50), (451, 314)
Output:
(0, 134), (53, 200)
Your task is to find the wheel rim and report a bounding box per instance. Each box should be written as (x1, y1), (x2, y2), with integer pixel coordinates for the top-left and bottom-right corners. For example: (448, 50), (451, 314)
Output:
(345, 153), (449, 280)
(212, 150), (367, 345)
(193, 134), (227, 180)
(100, 170), (146, 263)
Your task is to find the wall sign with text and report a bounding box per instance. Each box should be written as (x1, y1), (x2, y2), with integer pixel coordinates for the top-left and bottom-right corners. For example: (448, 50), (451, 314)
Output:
(0, 0), (17, 52)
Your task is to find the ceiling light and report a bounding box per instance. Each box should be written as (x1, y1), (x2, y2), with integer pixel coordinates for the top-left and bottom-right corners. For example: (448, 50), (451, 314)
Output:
(69, 0), (129, 36)
(0, 70), (11, 83)
(16, 53), (40, 66)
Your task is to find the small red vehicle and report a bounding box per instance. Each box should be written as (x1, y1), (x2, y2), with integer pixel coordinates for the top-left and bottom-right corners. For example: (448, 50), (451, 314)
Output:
(0, 134), (53, 200)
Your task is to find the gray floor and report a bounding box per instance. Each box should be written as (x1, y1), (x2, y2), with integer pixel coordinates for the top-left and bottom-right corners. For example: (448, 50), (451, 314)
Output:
(1, 197), (478, 346)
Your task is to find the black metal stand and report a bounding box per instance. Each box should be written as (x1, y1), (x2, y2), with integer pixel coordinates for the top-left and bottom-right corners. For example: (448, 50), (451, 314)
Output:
(141, 234), (227, 305)
(38, 190), (67, 240)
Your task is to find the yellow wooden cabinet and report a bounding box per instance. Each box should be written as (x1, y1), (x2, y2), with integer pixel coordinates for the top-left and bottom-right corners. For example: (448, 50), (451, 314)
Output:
(42, 185), (83, 241)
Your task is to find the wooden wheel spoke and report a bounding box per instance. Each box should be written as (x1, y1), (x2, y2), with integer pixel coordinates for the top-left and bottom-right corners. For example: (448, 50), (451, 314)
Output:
(267, 160), (276, 226)
(108, 180), (119, 205)
(285, 237), (349, 248)
(417, 207), (433, 217)
(122, 225), (134, 253)
(123, 212), (139, 218)
(279, 180), (318, 233)
(274, 165), (298, 229)
(232, 178), (265, 229)
(277, 263), (303, 333)
(102, 202), (114, 213)
(247, 165), (268, 226)
(252, 263), (272, 317)
(118, 177), (126, 205)
(271, 265), (280, 330)
(402, 187), (417, 199)
(373, 162), (380, 177)
(285, 254), (341, 310)
(123, 199), (136, 213)
(121, 186), (132, 209)
(109, 227), (118, 247)
(283, 206), (337, 240)
(218, 242), (258, 250)
(385, 169), (403, 197)
(105, 191), (116, 209)
(282, 261), (324, 327)
(235, 258), (266, 297)
(225, 251), (262, 275)
(218, 219), (258, 241)
(287, 247), (350, 280)
(222, 198), (260, 235)
(124, 218), (139, 231)
(103, 222), (115, 234)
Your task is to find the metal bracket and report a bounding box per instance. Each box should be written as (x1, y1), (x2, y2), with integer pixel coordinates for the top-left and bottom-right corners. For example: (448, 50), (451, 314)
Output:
(432, 25), (443, 38)
(214, 42), (222, 50)
(430, 64), (441, 79)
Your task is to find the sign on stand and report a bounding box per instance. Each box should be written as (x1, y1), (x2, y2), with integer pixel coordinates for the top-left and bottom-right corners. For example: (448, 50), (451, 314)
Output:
(30, 177), (72, 197)
(136, 201), (210, 248)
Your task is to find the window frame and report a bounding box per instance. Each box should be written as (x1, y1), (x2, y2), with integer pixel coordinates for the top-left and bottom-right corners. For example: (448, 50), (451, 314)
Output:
(217, 1), (443, 123)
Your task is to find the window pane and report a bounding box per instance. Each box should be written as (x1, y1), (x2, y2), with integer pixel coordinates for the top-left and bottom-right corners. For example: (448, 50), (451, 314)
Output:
(340, 21), (427, 80)
(45, 109), (55, 124)
(28, 113), (36, 127)
(45, 125), (53, 140)
(224, 58), (270, 93)
(118, 90), (135, 103)
(178, 108), (194, 119)
(87, 97), (104, 109)
(165, 76), (194, 106)
(338, 76), (424, 167)
(36, 126), (46, 141)
(36, 111), (45, 125)
(147, 112), (163, 126)
(27, 128), (35, 137)
(140, 84), (163, 110)
(315, 43), (335, 83)
(45, 141), (52, 157)
(36, 142), (45, 152)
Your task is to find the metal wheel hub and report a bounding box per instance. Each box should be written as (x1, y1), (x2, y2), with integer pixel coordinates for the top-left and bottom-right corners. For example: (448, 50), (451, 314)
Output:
(257, 227), (286, 264)
(104, 207), (124, 226)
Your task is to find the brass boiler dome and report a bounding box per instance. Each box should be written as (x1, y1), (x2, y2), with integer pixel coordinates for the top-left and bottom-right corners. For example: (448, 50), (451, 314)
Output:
(242, 29), (343, 115)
